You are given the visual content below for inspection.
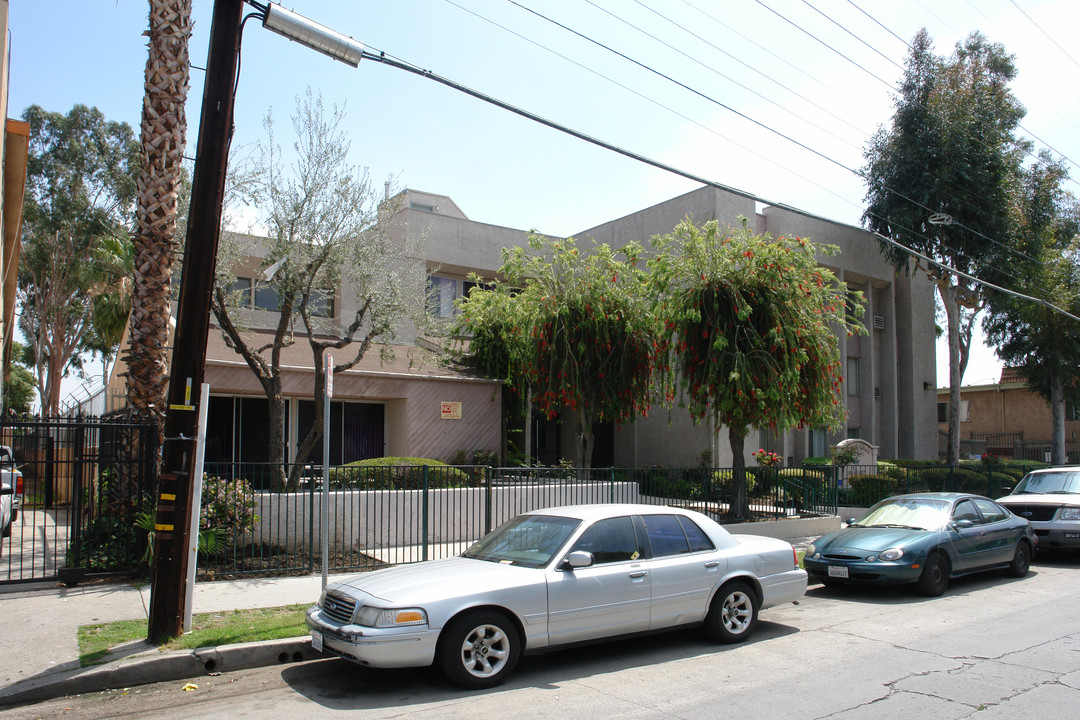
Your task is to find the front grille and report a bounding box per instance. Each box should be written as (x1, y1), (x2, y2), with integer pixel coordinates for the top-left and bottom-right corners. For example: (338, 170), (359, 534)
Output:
(1003, 504), (1058, 522)
(823, 553), (862, 561)
(321, 591), (358, 625)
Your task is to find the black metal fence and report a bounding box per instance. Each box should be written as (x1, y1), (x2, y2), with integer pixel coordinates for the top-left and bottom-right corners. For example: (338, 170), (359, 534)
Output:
(1, 417), (157, 585)
(0, 424), (1051, 586)
(190, 462), (839, 578)
(833, 462), (1042, 508)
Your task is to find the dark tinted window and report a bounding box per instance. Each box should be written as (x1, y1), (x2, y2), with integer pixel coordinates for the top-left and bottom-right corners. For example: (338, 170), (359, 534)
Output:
(570, 517), (640, 564)
(678, 516), (715, 552)
(643, 514), (690, 557)
(972, 498), (1007, 524)
(952, 499), (980, 525)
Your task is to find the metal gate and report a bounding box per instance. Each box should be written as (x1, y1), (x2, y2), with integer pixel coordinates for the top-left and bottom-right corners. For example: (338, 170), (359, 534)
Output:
(0, 417), (157, 585)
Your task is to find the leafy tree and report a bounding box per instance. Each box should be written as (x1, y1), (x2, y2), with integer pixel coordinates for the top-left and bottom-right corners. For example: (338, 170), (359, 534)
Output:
(649, 220), (864, 519)
(983, 154), (1080, 464)
(2, 343), (37, 416)
(17, 104), (139, 415)
(862, 29), (1027, 465)
(457, 235), (658, 468)
(213, 90), (425, 490)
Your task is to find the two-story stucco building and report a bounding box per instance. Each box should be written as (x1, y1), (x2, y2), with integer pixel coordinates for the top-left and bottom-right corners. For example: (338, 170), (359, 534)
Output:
(108, 184), (940, 468)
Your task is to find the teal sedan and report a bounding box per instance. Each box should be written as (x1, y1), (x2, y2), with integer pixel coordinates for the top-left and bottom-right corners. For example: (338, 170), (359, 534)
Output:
(803, 493), (1036, 596)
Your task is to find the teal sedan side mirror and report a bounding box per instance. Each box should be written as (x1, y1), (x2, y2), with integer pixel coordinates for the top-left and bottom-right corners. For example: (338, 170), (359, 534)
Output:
(952, 519), (974, 530)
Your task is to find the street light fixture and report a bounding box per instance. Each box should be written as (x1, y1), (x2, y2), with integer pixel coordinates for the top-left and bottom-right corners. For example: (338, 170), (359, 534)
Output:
(256, 2), (365, 67)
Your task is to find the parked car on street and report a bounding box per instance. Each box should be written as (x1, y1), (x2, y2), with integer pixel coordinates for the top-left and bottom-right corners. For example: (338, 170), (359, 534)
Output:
(997, 466), (1080, 550)
(306, 503), (807, 688)
(0, 445), (21, 540)
(803, 492), (1035, 596)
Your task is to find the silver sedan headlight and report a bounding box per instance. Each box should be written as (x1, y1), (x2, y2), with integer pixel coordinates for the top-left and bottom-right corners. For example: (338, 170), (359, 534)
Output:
(354, 606), (428, 628)
(1060, 507), (1080, 521)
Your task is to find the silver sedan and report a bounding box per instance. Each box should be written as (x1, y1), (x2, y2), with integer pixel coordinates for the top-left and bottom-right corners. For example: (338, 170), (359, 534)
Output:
(306, 503), (807, 688)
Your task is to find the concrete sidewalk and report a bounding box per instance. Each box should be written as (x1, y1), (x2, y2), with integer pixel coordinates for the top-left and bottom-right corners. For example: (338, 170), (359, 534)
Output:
(0, 574), (327, 708)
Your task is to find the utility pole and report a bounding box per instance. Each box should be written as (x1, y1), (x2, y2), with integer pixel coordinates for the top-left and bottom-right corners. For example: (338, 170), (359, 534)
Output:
(148, 0), (244, 644)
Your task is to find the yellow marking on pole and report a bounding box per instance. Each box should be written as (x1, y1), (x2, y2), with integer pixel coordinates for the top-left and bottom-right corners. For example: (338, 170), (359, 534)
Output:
(155, 524), (175, 532)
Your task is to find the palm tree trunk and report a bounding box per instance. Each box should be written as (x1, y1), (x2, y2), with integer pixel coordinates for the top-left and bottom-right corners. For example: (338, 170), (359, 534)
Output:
(127, 0), (191, 435)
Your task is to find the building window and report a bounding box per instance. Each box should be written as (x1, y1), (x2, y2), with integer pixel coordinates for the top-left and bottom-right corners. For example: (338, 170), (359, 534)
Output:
(229, 277), (253, 307)
(255, 281), (281, 311)
(308, 288), (335, 318)
(937, 401), (971, 423)
(1068, 403), (1080, 421)
(846, 357), (861, 396)
(410, 202), (435, 212)
(847, 427), (861, 440)
(809, 427), (827, 457)
(427, 275), (457, 318)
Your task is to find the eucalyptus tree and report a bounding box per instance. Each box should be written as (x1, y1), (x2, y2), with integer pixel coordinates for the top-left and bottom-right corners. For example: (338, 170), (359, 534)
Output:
(983, 154), (1080, 464)
(862, 29), (1027, 465)
(18, 104), (139, 415)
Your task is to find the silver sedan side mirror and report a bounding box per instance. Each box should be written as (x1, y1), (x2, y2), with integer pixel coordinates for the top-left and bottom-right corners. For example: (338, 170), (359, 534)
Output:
(558, 551), (595, 571)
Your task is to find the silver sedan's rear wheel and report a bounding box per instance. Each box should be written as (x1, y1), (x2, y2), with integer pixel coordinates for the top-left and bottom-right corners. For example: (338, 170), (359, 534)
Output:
(705, 581), (758, 643)
(438, 610), (521, 689)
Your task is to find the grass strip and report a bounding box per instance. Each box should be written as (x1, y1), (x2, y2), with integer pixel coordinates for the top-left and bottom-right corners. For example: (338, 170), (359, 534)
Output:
(77, 604), (308, 667)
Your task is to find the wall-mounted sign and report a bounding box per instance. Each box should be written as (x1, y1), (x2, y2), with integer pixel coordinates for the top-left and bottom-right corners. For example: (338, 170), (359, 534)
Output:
(441, 402), (462, 420)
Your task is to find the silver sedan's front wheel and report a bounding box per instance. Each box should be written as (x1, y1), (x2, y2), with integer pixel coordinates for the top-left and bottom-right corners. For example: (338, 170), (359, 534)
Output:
(438, 610), (521, 688)
(705, 581), (759, 643)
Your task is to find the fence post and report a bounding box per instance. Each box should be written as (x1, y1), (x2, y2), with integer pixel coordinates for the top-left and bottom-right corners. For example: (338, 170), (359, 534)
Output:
(484, 469), (492, 536)
(422, 465), (429, 562)
(70, 425), (84, 569)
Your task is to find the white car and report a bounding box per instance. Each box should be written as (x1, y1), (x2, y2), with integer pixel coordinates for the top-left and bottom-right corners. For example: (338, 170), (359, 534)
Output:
(306, 503), (807, 688)
(0, 446), (19, 540)
(998, 466), (1080, 550)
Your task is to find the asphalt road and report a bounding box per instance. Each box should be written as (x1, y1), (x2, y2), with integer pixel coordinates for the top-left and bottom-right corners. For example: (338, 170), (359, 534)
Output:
(5, 553), (1080, 720)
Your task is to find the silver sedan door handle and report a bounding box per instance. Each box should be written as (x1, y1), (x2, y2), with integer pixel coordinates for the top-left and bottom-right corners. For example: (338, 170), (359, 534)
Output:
(628, 570), (649, 579)
(704, 561), (721, 568)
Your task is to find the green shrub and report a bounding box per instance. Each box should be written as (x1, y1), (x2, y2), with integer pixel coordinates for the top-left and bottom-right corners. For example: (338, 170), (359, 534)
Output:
(201, 474), (259, 534)
(711, 468), (757, 498)
(776, 468), (828, 509)
(638, 467), (707, 501)
(802, 456), (831, 467)
(328, 457), (473, 489)
(848, 473), (898, 506)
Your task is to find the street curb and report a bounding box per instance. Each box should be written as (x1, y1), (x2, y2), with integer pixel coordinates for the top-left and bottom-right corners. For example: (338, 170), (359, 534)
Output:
(0, 637), (321, 708)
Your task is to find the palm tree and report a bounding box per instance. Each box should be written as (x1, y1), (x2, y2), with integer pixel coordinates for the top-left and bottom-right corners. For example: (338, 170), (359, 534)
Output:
(127, 0), (192, 429)
(88, 234), (135, 404)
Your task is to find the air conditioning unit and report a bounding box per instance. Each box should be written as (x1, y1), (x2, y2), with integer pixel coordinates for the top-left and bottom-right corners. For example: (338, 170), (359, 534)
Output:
(874, 386), (882, 399)
(873, 315), (885, 330)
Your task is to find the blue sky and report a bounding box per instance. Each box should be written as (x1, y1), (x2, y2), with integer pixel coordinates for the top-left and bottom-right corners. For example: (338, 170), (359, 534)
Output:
(10, 0), (1080, 399)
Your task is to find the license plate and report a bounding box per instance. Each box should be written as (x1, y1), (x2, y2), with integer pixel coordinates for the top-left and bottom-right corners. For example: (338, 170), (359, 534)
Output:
(311, 630), (323, 652)
(827, 565), (849, 578)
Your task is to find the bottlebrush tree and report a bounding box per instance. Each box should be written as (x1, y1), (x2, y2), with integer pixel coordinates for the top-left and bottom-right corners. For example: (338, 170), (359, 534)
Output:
(456, 234), (661, 468)
(650, 219), (865, 518)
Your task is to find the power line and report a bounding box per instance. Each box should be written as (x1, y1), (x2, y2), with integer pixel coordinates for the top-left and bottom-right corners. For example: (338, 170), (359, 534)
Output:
(1009, 0), (1080, 72)
(355, 43), (1062, 319)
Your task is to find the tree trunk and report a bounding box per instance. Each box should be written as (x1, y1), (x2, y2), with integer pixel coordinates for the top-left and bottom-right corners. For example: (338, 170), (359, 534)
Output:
(266, 385), (287, 492)
(128, 0), (191, 437)
(1050, 372), (1066, 465)
(941, 283), (963, 466)
(729, 426), (751, 520)
(576, 406), (594, 469)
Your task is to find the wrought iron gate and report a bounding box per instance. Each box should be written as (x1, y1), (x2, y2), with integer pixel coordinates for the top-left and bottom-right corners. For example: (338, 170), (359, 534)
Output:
(0, 417), (157, 585)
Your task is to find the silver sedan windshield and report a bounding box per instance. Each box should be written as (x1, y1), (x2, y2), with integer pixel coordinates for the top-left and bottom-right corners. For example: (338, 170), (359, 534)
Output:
(462, 514), (581, 568)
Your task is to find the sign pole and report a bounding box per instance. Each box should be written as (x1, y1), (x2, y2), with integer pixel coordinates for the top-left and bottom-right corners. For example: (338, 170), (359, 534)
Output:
(321, 355), (332, 590)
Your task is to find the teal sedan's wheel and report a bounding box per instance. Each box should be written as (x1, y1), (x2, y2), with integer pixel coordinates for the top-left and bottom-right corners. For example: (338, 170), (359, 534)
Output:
(916, 551), (950, 596)
(438, 610), (521, 689)
(1005, 541), (1031, 578)
(705, 581), (758, 643)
